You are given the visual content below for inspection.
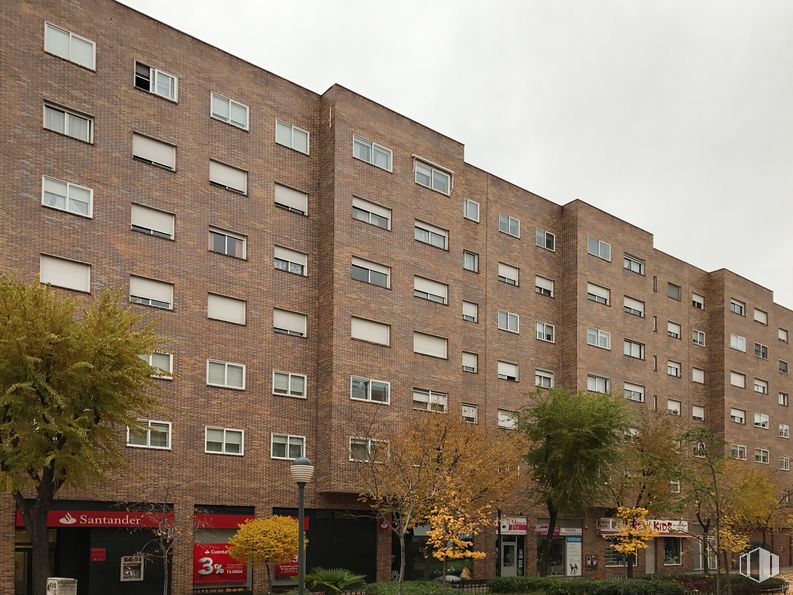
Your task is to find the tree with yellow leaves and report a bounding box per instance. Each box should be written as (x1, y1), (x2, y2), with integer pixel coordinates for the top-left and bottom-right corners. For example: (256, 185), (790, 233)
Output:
(228, 515), (299, 592)
(609, 506), (659, 578)
(426, 485), (488, 579)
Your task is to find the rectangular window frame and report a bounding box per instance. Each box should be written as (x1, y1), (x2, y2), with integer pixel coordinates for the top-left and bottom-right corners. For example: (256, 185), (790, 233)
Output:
(536, 229), (556, 251)
(587, 236), (612, 261)
(272, 371), (307, 399)
(350, 376), (391, 405)
(210, 92), (249, 130)
(43, 103), (93, 143)
(414, 158), (452, 195)
(41, 176), (93, 218)
(206, 359), (246, 390)
(126, 419), (171, 450)
(134, 61), (178, 102)
(204, 426), (244, 456)
(275, 119), (310, 154)
(44, 22), (96, 70)
(270, 433), (306, 461)
(352, 134), (392, 171)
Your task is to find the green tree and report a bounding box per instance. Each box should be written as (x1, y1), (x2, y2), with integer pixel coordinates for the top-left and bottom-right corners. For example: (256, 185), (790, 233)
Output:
(0, 278), (161, 595)
(517, 389), (628, 576)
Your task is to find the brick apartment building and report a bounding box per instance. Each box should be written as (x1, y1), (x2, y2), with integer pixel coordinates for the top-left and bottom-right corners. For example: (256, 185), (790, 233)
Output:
(2, 1), (793, 593)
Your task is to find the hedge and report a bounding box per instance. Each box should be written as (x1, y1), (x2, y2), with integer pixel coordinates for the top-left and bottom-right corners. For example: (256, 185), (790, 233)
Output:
(643, 573), (789, 594)
(364, 581), (455, 595)
(488, 576), (684, 594)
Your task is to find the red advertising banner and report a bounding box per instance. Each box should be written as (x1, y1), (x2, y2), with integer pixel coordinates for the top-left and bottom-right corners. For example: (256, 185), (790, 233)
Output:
(15, 509), (173, 529)
(90, 548), (106, 562)
(194, 513), (255, 529)
(275, 557), (299, 578)
(193, 543), (248, 585)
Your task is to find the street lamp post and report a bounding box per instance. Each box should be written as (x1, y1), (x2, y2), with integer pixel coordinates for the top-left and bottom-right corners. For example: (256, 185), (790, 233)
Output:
(291, 457), (314, 595)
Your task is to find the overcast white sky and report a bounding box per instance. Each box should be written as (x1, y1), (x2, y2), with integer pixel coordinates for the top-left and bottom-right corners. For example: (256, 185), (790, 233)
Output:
(121, 0), (793, 307)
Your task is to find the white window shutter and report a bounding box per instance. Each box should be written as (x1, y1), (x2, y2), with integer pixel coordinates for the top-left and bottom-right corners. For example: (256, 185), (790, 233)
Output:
(132, 133), (176, 169)
(273, 309), (307, 335)
(130, 276), (173, 304)
(413, 332), (447, 358)
(131, 204), (174, 237)
(207, 294), (246, 325)
(350, 317), (390, 345)
(209, 160), (248, 194)
(274, 184), (308, 213)
(40, 255), (91, 293)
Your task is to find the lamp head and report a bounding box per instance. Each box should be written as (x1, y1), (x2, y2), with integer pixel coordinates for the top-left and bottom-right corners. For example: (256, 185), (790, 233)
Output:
(291, 457), (315, 484)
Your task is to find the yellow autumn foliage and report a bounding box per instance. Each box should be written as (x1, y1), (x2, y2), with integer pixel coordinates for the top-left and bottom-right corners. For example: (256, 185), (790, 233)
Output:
(611, 506), (660, 557)
(228, 515), (299, 571)
(426, 487), (489, 561)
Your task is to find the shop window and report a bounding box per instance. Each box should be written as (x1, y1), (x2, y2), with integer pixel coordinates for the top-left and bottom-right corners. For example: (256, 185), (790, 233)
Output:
(120, 555), (144, 581)
(663, 538), (682, 566)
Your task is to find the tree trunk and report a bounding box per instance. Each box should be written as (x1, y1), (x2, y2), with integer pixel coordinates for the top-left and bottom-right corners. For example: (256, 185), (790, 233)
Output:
(723, 550), (732, 595)
(442, 559), (447, 581)
(702, 529), (709, 574)
(540, 497), (557, 577)
(626, 554), (634, 578)
(15, 491), (52, 595)
(398, 530), (406, 595)
(162, 552), (169, 595)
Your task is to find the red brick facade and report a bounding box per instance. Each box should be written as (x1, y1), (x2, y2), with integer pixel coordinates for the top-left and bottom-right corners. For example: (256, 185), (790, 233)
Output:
(2, 1), (793, 592)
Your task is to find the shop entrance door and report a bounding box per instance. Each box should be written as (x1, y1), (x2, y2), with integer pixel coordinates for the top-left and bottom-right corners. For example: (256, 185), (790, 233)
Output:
(645, 539), (656, 574)
(501, 541), (517, 577)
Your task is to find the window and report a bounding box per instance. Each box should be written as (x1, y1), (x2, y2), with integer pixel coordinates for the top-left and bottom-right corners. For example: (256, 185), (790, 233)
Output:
(731, 444), (747, 460)
(667, 400), (681, 416)
(754, 413), (769, 429)
(209, 227), (246, 259)
(498, 409), (517, 430)
(206, 360), (245, 389)
(781, 361), (789, 374)
(43, 103), (92, 142)
(210, 93), (249, 129)
(624, 253), (645, 274)
(623, 296), (645, 317)
(667, 283), (682, 300)
(780, 457), (790, 472)
(138, 353), (173, 379)
(605, 544), (632, 567)
(207, 294), (246, 325)
(273, 372), (307, 398)
(667, 361), (682, 378)
(134, 61), (178, 101)
(413, 332), (448, 359)
(587, 374), (610, 394)
(349, 437), (387, 462)
(692, 293), (704, 309)
(463, 251), (479, 272)
(730, 334), (747, 352)
(730, 408), (746, 424)
(274, 183), (308, 215)
(271, 434), (305, 460)
(536, 229), (556, 251)
(754, 343), (769, 359)
(535, 276), (554, 297)
(663, 538), (682, 566)
(462, 404), (479, 424)
(273, 309), (307, 337)
(350, 376), (390, 404)
(41, 176), (92, 217)
(586, 283), (610, 305)
(132, 204), (174, 239)
(127, 420), (171, 450)
(413, 388), (448, 413)
(535, 369), (555, 389)
(274, 246), (308, 276)
(731, 372), (746, 388)
(755, 448), (770, 465)
(780, 424), (790, 439)
(692, 368), (705, 384)
(754, 309), (768, 325)
(730, 299), (746, 316)
(414, 221), (448, 250)
(670, 481), (681, 494)
(463, 199), (480, 222)
(624, 339), (644, 359)
(587, 236), (611, 261)
(275, 119), (309, 154)
(587, 327), (611, 350)
(754, 378), (769, 394)
(498, 213), (520, 238)
(780, 393), (789, 407)
(39, 255), (91, 293)
(692, 330), (706, 347)
(44, 23), (95, 69)
(351, 317), (390, 346)
(129, 275), (172, 310)
(352, 196), (391, 230)
(692, 405), (705, 421)
(414, 160), (451, 195)
(780, 329), (789, 343)
(352, 257), (389, 288)
(624, 382), (645, 403)
(667, 322), (681, 339)
(209, 160), (248, 194)
(497, 361), (519, 382)
(352, 135), (392, 170)
(497, 311), (520, 333)
(462, 301), (478, 323)
(414, 277), (448, 304)
(462, 352), (478, 373)
(498, 263), (520, 286)
(205, 427), (243, 456)
(536, 321), (555, 342)
(132, 133), (175, 170)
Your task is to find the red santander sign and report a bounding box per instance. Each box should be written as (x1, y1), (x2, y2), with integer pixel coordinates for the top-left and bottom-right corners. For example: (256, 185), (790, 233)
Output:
(15, 509), (173, 528)
(193, 543), (247, 585)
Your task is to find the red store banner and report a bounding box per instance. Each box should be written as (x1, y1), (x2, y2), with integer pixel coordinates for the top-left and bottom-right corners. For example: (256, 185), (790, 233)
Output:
(275, 558), (299, 578)
(193, 543), (248, 585)
(15, 509), (173, 529)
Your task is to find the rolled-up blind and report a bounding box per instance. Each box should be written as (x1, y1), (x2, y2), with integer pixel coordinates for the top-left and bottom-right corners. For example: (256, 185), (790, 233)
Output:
(208, 294), (246, 325)
(132, 133), (176, 169)
(209, 160), (248, 194)
(40, 255), (91, 293)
